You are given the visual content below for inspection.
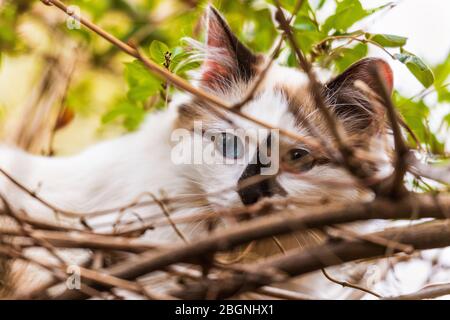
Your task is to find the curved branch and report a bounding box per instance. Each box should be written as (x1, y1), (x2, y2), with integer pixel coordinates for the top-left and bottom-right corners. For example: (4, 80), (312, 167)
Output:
(172, 220), (450, 299)
(53, 193), (449, 299)
(385, 282), (450, 300)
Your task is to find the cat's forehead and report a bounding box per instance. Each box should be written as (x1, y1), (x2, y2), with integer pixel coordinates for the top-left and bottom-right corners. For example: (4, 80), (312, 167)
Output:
(240, 64), (310, 127)
(215, 64), (321, 133)
(176, 63), (328, 138)
(261, 64), (310, 90)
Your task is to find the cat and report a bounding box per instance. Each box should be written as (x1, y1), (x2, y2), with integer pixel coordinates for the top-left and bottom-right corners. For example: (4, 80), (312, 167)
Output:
(0, 6), (395, 298)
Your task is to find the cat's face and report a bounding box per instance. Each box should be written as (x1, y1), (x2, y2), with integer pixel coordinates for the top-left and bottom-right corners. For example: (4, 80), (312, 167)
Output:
(174, 6), (393, 211)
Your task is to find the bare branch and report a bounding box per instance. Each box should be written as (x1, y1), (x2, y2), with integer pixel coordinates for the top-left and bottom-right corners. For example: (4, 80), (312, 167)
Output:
(40, 0), (326, 155)
(171, 220), (450, 299)
(370, 64), (410, 197)
(321, 268), (382, 299)
(386, 282), (450, 300)
(50, 193), (449, 299)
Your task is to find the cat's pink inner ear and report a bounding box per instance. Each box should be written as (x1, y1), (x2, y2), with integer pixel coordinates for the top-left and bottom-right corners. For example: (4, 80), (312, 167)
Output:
(206, 9), (229, 50)
(202, 7), (234, 84)
(202, 59), (229, 84)
(374, 59), (394, 93)
(200, 6), (259, 89)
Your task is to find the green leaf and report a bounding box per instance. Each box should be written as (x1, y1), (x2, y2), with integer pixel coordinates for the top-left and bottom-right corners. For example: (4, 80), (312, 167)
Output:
(287, 49), (297, 67)
(334, 43), (368, 72)
(433, 52), (450, 85)
(365, 2), (396, 15)
(293, 29), (326, 55)
(291, 9), (324, 55)
(174, 60), (201, 76)
(102, 100), (146, 131)
(395, 92), (444, 153)
(277, 0), (298, 12)
(127, 85), (158, 102)
(442, 113), (450, 129)
(437, 87), (450, 103)
(323, 0), (369, 33)
(395, 49), (435, 88)
(432, 53), (450, 102)
(366, 33), (407, 47)
(395, 93), (429, 145)
(293, 20), (317, 32)
(170, 46), (200, 75)
(322, 0), (392, 34)
(125, 61), (154, 85)
(150, 40), (169, 64)
(293, 15), (318, 31)
(124, 60), (161, 102)
(317, 0), (327, 9)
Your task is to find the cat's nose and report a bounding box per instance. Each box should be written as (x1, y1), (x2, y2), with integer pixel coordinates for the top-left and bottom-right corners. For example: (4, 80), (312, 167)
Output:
(237, 162), (285, 206)
(238, 163), (269, 205)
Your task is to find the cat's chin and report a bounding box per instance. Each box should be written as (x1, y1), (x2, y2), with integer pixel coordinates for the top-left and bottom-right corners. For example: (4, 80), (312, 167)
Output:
(207, 192), (290, 219)
(207, 191), (243, 211)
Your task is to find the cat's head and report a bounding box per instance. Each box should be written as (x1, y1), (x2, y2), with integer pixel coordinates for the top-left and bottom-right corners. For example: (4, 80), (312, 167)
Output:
(173, 6), (393, 211)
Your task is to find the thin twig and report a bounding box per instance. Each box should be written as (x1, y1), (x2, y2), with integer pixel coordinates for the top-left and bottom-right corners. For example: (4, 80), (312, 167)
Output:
(273, 0), (372, 180)
(148, 192), (188, 244)
(385, 282), (450, 300)
(321, 268), (382, 298)
(330, 225), (414, 254)
(171, 220), (450, 299)
(49, 193), (449, 299)
(40, 0), (326, 156)
(371, 64), (409, 197)
(231, 37), (283, 110)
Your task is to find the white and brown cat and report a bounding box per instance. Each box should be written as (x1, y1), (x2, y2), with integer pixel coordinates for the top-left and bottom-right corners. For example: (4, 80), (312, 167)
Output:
(0, 6), (395, 298)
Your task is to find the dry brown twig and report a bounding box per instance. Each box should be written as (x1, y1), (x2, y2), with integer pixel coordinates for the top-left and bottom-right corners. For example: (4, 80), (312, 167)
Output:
(273, 0), (376, 182)
(39, 0), (328, 156)
(170, 220), (450, 299)
(370, 66), (410, 197)
(46, 194), (449, 299)
(321, 268), (382, 299)
(385, 282), (450, 300)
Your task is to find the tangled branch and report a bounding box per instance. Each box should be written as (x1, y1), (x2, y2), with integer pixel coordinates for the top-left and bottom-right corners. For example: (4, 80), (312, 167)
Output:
(0, 0), (449, 301)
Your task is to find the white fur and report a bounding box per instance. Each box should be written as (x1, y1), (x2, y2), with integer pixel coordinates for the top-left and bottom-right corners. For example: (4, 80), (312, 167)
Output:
(0, 63), (366, 298)
(183, 64), (365, 211)
(1, 108), (178, 219)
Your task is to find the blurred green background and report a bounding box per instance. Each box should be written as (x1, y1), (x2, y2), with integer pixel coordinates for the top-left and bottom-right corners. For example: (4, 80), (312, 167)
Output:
(0, 0), (449, 159)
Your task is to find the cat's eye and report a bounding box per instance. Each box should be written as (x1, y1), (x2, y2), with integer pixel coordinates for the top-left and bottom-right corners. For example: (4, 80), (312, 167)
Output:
(215, 133), (244, 159)
(289, 148), (309, 161)
(283, 148), (315, 172)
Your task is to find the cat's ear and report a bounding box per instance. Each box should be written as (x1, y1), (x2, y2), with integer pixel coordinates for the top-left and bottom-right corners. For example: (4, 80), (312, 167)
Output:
(325, 58), (393, 133)
(200, 5), (260, 89)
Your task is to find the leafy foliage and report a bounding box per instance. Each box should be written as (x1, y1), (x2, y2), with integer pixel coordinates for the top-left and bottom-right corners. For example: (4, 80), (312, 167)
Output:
(322, 0), (370, 33)
(0, 0), (449, 153)
(395, 49), (435, 88)
(366, 33), (407, 48)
